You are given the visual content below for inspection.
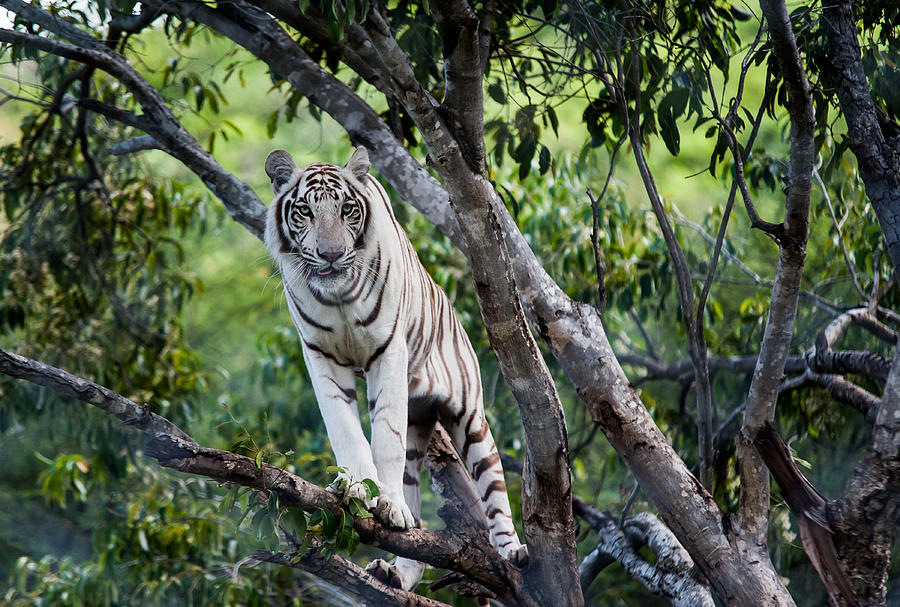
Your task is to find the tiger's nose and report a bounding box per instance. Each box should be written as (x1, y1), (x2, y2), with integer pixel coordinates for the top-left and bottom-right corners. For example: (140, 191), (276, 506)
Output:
(317, 248), (344, 262)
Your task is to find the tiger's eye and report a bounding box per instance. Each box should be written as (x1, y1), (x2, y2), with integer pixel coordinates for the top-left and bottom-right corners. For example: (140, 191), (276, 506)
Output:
(341, 202), (355, 216)
(297, 204), (312, 217)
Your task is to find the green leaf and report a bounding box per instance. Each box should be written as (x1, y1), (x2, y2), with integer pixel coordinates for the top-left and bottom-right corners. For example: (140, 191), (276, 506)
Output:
(538, 145), (551, 175)
(348, 497), (373, 518)
(361, 478), (380, 499)
(488, 82), (507, 104)
(335, 510), (351, 551)
(320, 508), (337, 538)
(219, 484), (239, 514)
(547, 106), (559, 136)
(657, 103), (680, 155)
(285, 507), (307, 542)
(266, 109), (279, 139)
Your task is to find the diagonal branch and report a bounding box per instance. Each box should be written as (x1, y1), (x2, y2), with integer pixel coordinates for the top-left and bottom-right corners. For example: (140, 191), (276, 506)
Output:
(360, 7), (582, 606)
(0, 348), (194, 444)
(754, 423), (860, 607)
(140, 0), (463, 249)
(0, 0), (266, 235)
(0, 347), (529, 604)
(247, 0), (399, 103)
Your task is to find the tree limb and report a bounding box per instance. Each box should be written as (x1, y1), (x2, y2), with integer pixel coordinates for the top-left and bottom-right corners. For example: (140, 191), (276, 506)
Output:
(738, 0), (815, 576)
(754, 423), (860, 607)
(360, 7), (582, 604)
(253, 549), (452, 607)
(0, 18), (267, 236)
(0, 348), (530, 605)
(572, 503), (714, 607)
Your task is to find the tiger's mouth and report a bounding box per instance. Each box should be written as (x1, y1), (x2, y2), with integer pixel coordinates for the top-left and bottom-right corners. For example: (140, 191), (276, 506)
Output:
(312, 263), (349, 278)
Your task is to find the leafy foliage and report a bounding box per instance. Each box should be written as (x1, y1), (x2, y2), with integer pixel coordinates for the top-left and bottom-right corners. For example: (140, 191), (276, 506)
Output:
(1, 1), (899, 605)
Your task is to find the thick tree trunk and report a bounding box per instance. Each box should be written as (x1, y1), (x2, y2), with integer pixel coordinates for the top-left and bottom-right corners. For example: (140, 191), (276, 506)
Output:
(828, 346), (900, 606)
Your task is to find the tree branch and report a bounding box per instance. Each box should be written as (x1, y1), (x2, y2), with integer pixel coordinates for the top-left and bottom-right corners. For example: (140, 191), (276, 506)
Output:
(572, 502), (713, 607)
(754, 423), (859, 607)
(614, 12), (715, 491)
(253, 549), (452, 607)
(141, 0), (464, 249)
(0, 16), (267, 236)
(429, 0), (486, 172)
(0, 348), (530, 605)
(738, 0), (815, 573)
(360, 7), (582, 605)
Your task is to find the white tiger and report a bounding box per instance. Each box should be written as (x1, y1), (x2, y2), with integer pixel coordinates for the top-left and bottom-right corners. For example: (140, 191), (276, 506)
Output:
(264, 146), (528, 590)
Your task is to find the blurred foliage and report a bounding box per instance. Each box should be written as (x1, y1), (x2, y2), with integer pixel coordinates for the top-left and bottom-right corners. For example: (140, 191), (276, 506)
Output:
(1, 0), (899, 605)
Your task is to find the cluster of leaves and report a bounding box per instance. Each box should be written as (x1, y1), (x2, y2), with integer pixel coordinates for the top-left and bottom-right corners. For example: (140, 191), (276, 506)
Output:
(3, 467), (309, 607)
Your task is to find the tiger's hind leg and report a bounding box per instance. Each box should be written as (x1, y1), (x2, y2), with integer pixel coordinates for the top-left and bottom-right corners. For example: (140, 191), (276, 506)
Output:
(443, 396), (528, 566)
(365, 396), (436, 590)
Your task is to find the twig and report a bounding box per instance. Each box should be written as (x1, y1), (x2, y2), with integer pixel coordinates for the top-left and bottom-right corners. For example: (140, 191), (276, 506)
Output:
(585, 136), (625, 314)
(586, 187), (608, 313)
(813, 159), (867, 301)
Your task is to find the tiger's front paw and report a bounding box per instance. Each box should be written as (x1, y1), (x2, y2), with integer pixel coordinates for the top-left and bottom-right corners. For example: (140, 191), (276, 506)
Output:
(373, 493), (416, 529)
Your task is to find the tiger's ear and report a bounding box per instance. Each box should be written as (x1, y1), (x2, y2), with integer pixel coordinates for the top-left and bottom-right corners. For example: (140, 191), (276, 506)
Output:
(265, 149), (299, 193)
(345, 146), (370, 181)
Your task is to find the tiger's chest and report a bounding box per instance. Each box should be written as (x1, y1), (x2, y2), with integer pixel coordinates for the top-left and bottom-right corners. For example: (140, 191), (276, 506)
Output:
(285, 277), (403, 371)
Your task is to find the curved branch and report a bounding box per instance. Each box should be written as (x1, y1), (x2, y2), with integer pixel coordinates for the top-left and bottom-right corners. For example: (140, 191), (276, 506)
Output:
(0, 22), (267, 236)
(573, 502), (714, 607)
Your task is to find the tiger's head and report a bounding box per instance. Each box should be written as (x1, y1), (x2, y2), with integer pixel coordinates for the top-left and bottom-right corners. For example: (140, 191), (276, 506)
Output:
(264, 147), (371, 291)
